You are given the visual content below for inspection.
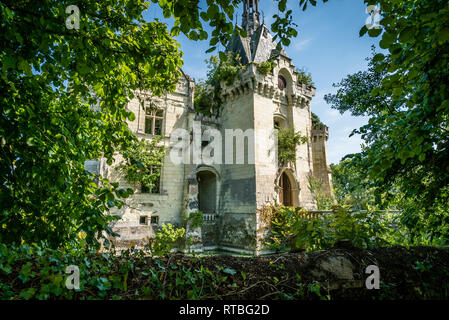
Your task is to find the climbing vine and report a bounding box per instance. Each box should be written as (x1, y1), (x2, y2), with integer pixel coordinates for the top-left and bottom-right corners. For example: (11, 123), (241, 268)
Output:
(183, 210), (204, 229)
(277, 127), (308, 165)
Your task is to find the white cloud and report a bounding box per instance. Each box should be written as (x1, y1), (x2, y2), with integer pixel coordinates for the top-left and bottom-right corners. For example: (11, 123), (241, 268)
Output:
(293, 38), (312, 51)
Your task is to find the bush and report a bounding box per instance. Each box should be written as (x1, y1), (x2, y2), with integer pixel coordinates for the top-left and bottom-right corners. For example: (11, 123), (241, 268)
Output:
(255, 60), (276, 75)
(147, 223), (185, 257)
(265, 205), (403, 252)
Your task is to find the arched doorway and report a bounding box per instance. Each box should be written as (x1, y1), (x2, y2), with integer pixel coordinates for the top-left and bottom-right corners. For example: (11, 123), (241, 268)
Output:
(197, 170), (217, 213)
(279, 171), (293, 207)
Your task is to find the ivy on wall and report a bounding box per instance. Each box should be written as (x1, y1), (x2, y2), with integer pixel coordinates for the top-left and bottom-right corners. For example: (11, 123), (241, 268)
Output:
(277, 127), (308, 165)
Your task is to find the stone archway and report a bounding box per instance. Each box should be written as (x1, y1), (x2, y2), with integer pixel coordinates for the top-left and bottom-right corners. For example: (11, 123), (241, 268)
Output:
(276, 168), (300, 207)
(197, 170), (217, 214)
(279, 171), (293, 207)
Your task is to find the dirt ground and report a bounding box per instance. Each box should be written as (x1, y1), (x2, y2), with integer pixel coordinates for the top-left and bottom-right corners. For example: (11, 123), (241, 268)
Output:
(136, 245), (449, 300)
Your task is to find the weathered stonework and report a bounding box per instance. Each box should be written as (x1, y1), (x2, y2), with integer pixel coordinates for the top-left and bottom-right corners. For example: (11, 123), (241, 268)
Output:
(91, 0), (333, 255)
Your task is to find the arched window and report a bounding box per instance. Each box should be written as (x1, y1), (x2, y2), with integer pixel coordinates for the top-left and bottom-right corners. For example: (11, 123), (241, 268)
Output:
(278, 75), (287, 90)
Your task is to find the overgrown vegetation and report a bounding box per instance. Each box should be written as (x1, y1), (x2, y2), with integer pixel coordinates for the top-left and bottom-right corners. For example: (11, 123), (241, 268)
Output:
(3, 243), (449, 300)
(307, 176), (334, 210)
(311, 112), (325, 128)
(264, 205), (407, 253)
(183, 211), (204, 229)
(147, 224), (185, 257)
(117, 137), (165, 192)
(254, 60), (277, 75)
(276, 127), (308, 165)
(296, 67), (315, 87)
(194, 52), (244, 116)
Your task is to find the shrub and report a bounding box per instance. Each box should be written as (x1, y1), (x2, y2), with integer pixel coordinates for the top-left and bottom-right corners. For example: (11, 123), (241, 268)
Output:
(296, 67), (315, 87)
(265, 205), (401, 252)
(255, 60), (276, 75)
(147, 223), (185, 257)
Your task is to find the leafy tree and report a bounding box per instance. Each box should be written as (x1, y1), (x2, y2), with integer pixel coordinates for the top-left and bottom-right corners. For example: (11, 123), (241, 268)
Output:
(0, 0), (183, 248)
(0, 0), (328, 248)
(330, 154), (378, 210)
(326, 0), (449, 241)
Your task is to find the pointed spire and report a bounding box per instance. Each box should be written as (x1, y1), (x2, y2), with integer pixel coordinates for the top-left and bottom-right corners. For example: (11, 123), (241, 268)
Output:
(242, 0), (260, 34)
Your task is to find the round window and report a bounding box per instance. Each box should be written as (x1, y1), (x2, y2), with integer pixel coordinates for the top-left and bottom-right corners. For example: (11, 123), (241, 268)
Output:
(278, 75), (287, 90)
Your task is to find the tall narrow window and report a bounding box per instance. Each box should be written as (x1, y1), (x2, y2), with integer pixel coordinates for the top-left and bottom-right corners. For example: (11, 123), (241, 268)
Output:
(145, 108), (164, 136)
(141, 166), (161, 194)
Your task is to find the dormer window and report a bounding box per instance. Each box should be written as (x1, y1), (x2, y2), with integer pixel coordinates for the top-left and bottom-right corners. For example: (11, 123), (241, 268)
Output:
(278, 75), (287, 90)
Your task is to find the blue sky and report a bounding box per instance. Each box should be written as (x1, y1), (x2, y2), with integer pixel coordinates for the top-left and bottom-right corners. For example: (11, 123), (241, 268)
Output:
(144, 0), (378, 164)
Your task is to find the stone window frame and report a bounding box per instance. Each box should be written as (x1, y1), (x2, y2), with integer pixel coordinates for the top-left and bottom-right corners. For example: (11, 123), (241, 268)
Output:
(139, 215), (148, 225)
(150, 215), (159, 225)
(144, 108), (164, 136)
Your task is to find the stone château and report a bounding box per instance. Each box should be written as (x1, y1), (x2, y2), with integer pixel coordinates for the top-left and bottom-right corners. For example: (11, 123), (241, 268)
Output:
(86, 0), (333, 255)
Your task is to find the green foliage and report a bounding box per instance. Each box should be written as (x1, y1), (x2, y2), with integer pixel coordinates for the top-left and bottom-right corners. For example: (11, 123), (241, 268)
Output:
(183, 211), (204, 229)
(265, 205), (405, 252)
(311, 112), (325, 128)
(326, 0), (449, 241)
(277, 128), (308, 165)
(331, 155), (379, 210)
(194, 52), (244, 116)
(147, 224), (185, 257)
(307, 176), (334, 210)
(255, 60), (277, 75)
(0, 0), (182, 249)
(117, 137), (165, 192)
(296, 68), (315, 87)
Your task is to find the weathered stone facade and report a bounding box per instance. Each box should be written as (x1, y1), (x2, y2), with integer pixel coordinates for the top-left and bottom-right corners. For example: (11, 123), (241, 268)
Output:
(89, 0), (333, 255)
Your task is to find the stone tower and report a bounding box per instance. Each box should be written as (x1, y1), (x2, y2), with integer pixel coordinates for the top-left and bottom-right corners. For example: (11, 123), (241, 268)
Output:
(216, 0), (326, 253)
(312, 125), (333, 197)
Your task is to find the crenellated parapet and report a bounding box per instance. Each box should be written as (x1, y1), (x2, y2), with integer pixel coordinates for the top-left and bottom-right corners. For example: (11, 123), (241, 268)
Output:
(312, 125), (329, 140)
(219, 62), (314, 110)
